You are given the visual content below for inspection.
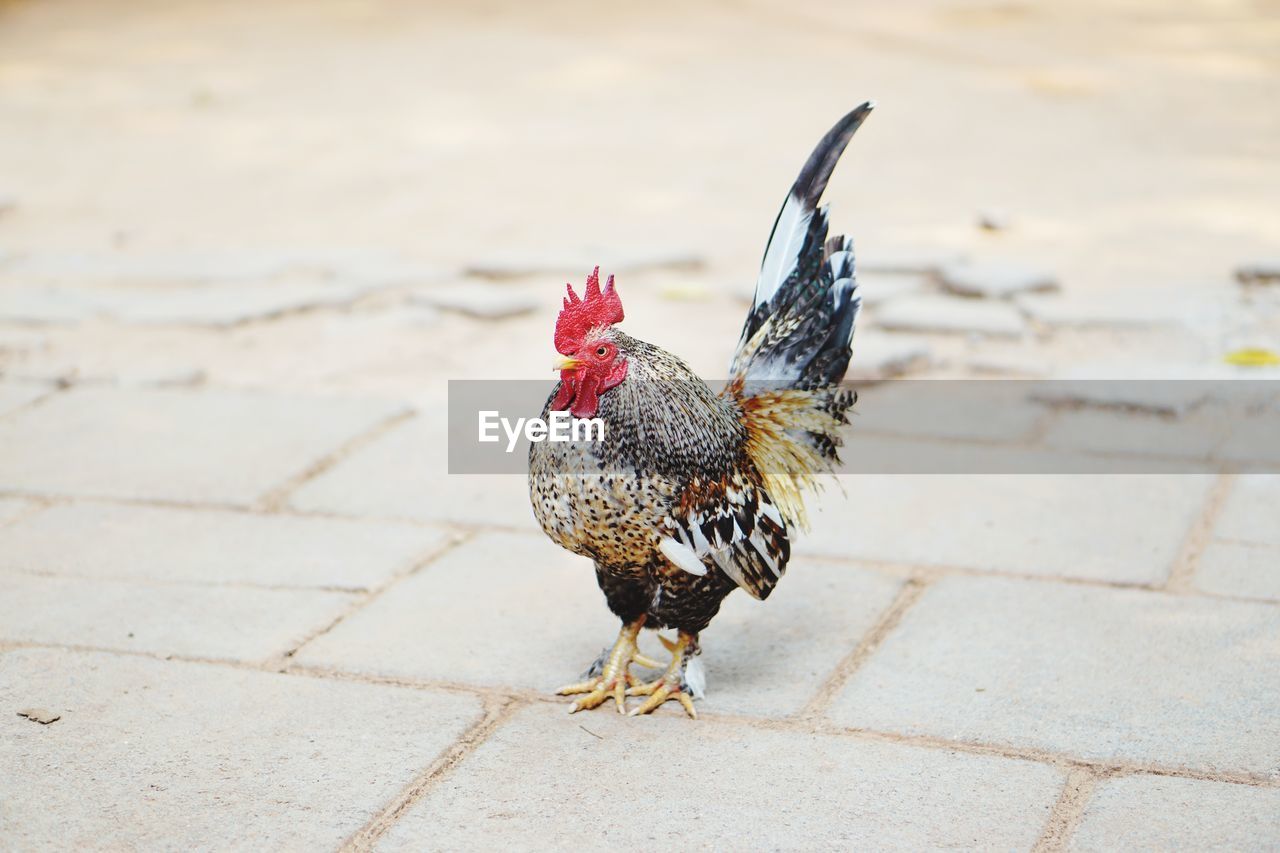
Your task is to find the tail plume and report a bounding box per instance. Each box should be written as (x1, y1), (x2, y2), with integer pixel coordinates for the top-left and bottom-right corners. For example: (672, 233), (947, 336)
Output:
(730, 102), (872, 389)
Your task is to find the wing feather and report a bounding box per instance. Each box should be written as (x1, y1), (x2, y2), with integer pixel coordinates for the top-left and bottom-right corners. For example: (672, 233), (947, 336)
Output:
(661, 473), (790, 600)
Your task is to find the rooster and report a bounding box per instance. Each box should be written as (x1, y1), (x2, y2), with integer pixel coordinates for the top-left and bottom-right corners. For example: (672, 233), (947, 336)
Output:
(529, 103), (873, 718)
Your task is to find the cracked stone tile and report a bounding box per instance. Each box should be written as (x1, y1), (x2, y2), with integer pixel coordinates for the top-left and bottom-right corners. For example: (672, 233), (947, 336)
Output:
(1069, 775), (1280, 851)
(0, 648), (480, 849)
(376, 702), (1063, 851)
(0, 386), (406, 505)
(0, 502), (449, 590)
(830, 575), (1280, 775)
(0, 573), (356, 661)
(800, 474), (1212, 584)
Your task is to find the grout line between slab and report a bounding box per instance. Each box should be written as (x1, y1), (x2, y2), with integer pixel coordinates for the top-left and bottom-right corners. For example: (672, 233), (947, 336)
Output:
(265, 529), (475, 668)
(798, 576), (931, 719)
(254, 407), (418, 512)
(1165, 472), (1235, 593)
(0, 380), (70, 421)
(5, 638), (1278, 790)
(0, 495), (55, 531)
(1032, 766), (1106, 853)
(337, 695), (520, 852)
(3, 487), (1278, 608)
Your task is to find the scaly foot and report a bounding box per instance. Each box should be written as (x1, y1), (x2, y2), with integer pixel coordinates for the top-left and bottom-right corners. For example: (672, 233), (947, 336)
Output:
(627, 632), (698, 719)
(556, 617), (664, 714)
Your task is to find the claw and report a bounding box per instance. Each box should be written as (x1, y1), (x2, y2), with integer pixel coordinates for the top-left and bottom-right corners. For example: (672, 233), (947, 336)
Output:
(627, 678), (697, 719)
(566, 686), (610, 714)
(624, 631), (698, 718)
(557, 618), (645, 714)
(557, 623), (701, 718)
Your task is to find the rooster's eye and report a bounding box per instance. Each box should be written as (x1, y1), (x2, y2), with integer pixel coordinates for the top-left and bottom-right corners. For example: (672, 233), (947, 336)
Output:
(596, 346), (609, 358)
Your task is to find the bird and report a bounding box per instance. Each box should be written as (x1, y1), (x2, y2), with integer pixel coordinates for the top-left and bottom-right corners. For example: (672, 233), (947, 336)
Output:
(528, 102), (873, 718)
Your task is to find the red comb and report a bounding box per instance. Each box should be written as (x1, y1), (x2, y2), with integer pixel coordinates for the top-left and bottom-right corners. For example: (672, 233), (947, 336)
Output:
(554, 266), (624, 354)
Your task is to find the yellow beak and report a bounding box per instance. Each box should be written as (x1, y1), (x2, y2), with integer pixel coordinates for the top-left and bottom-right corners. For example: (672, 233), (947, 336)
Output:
(553, 354), (583, 372)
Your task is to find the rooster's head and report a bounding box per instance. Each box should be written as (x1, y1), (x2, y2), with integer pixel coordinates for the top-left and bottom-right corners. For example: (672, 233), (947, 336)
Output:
(551, 266), (628, 419)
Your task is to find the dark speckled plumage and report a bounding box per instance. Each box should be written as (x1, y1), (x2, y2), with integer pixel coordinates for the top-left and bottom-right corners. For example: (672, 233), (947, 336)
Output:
(528, 103), (873, 684)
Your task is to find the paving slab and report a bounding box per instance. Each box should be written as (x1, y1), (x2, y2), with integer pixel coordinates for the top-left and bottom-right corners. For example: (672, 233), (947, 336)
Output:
(107, 280), (382, 326)
(853, 381), (1044, 442)
(1030, 374), (1211, 417)
(0, 380), (53, 416)
(294, 530), (619, 688)
(0, 497), (36, 526)
(1214, 476), (1280, 547)
(1017, 289), (1228, 331)
(461, 246), (703, 280)
(1215, 412), (1280, 467)
(376, 702), (1063, 851)
(0, 386), (406, 505)
(1194, 541), (1280, 603)
(874, 294), (1026, 338)
(845, 331), (934, 380)
(0, 502), (449, 591)
(0, 573), (355, 662)
(0, 648), (481, 850)
(830, 576), (1280, 776)
(1068, 775), (1280, 851)
(936, 262), (1059, 299)
(412, 283), (538, 319)
(0, 248), (437, 287)
(1040, 407), (1227, 460)
(857, 272), (933, 308)
(296, 531), (902, 717)
(290, 416), (535, 526)
(799, 475), (1213, 584)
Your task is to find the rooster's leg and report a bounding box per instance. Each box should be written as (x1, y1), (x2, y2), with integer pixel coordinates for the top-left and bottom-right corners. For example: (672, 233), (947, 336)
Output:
(556, 617), (662, 714)
(627, 631), (698, 719)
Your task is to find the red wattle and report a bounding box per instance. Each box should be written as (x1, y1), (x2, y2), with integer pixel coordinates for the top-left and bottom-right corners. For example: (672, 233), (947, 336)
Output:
(570, 372), (602, 418)
(551, 373), (577, 412)
(552, 359), (627, 419)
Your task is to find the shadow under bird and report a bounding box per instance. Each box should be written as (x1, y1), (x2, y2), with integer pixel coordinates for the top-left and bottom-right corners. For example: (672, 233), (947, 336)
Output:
(529, 102), (874, 717)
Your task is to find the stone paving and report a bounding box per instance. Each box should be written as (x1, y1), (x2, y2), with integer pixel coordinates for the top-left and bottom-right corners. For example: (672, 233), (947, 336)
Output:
(3, 0), (1280, 850)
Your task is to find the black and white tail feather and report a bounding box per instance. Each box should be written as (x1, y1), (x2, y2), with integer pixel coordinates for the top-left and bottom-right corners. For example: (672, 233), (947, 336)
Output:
(730, 102), (871, 396)
(656, 104), (873, 606)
